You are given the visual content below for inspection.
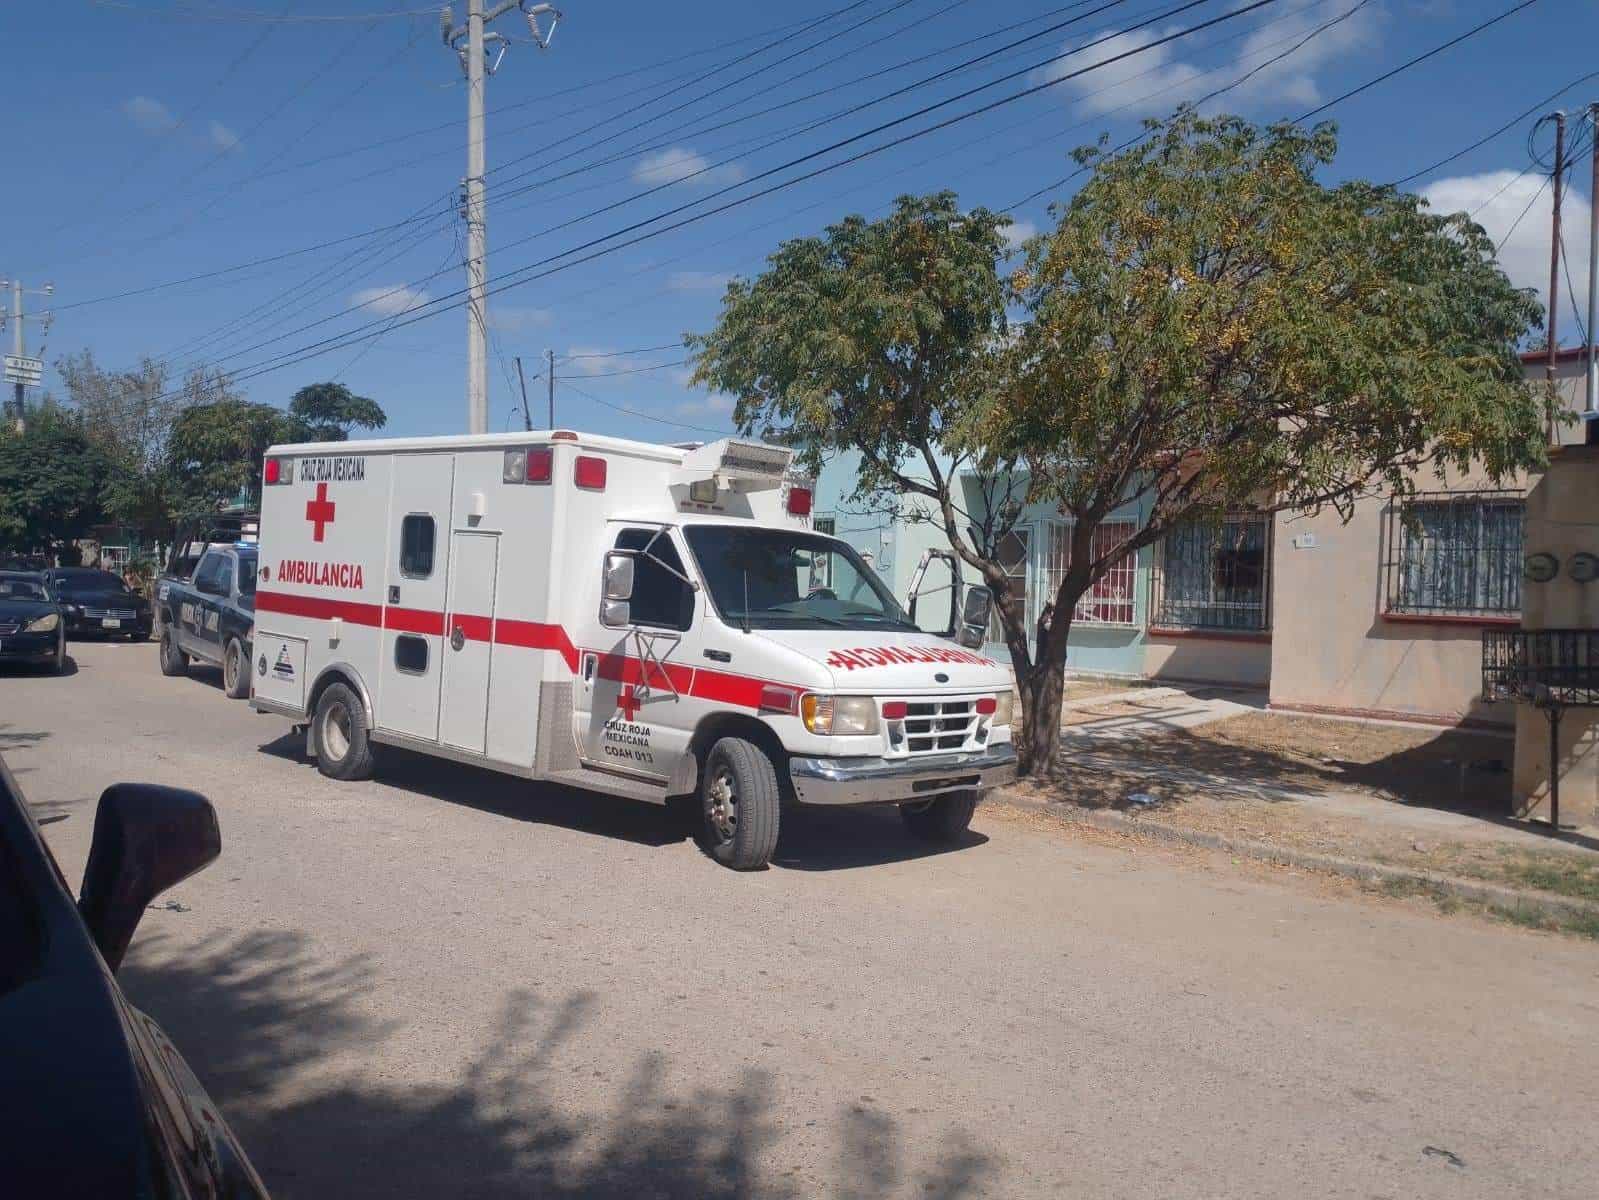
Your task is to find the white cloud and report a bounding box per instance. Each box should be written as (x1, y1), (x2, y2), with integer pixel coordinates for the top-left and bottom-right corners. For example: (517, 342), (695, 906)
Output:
(208, 120), (241, 153)
(675, 393), (735, 420)
(123, 95), (177, 134)
(487, 305), (552, 332)
(1423, 170), (1591, 333)
(633, 147), (746, 188)
(668, 270), (734, 293)
(352, 284), (431, 317)
(1035, 1), (1379, 119)
(1003, 219), (1038, 255)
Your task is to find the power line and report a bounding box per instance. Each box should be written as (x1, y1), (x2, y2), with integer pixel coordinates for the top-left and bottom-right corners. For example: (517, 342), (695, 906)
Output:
(90, 1), (439, 22)
(1294, 0), (1542, 123)
(564, 358), (690, 379)
(561, 343), (686, 360)
(558, 378), (732, 435)
(156, 0), (1287, 388)
(1387, 69), (1599, 187)
(1496, 172), (1552, 251)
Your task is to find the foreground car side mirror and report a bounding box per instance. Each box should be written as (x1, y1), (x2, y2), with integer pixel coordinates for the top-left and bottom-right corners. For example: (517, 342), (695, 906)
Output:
(78, 784), (221, 973)
(600, 551), (634, 628)
(956, 586), (994, 650)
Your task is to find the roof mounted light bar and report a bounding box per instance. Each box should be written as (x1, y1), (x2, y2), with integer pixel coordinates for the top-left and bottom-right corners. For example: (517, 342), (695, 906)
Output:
(676, 438), (793, 493)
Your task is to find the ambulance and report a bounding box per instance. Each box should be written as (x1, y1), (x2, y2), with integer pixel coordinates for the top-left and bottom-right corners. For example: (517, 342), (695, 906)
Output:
(249, 430), (1017, 869)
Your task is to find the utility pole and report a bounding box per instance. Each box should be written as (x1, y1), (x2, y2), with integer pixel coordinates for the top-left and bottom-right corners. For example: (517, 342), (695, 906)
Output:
(514, 354), (533, 431)
(1, 277), (52, 431)
(1587, 102), (1598, 415)
(1546, 111), (1566, 444)
(546, 347), (555, 428)
(440, 1), (562, 434)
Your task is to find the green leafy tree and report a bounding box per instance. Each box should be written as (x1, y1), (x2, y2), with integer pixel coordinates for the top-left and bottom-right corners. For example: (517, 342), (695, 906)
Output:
(690, 114), (1550, 778)
(287, 382), (387, 442)
(166, 397), (298, 515)
(0, 406), (109, 558)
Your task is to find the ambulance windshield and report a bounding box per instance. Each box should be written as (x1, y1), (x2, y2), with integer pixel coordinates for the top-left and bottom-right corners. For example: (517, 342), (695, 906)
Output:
(683, 525), (915, 631)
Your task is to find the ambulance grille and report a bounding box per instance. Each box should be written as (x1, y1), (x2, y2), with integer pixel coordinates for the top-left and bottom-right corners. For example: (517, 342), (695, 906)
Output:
(896, 699), (976, 755)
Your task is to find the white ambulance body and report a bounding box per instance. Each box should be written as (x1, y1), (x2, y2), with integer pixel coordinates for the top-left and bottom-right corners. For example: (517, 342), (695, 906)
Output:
(250, 430), (1016, 868)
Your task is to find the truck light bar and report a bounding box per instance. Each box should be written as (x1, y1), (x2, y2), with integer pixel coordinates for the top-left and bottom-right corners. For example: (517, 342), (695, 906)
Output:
(676, 438), (793, 494)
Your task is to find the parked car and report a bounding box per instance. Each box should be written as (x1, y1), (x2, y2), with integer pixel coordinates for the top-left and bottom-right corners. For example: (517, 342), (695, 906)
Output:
(0, 756), (270, 1197)
(157, 544), (257, 699)
(43, 567), (153, 641)
(153, 511), (259, 641)
(0, 572), (66, 674)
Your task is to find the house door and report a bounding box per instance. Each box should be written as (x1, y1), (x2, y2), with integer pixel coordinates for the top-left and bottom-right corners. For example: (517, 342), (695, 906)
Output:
(439, 531), (500, 754)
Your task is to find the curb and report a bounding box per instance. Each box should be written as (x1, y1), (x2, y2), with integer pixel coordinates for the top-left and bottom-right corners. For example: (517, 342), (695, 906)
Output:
(995, 789), (1599, 925)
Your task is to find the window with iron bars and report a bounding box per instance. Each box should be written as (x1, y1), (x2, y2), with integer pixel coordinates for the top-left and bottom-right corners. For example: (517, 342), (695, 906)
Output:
(811, 516), (836, 590)
(1042, 519), (1138, 627)
(1151, 513), (1272, 632)
(1382, 491), (1522, 618)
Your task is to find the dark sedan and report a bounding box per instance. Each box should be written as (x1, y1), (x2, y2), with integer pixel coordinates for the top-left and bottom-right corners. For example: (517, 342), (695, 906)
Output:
(0, 572), (65, 673)
(0, 757), (270, 1197)
(43, 567), (153, 641)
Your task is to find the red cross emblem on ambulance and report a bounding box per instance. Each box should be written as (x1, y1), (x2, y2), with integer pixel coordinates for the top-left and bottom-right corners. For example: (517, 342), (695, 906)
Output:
(616, 685), (641, 721)
(305, 483), (336, 542)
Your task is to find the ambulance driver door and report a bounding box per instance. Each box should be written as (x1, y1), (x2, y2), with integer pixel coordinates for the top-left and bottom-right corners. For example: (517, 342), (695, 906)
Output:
(577, 525), (699, 779)
(377, 454), (455, 741)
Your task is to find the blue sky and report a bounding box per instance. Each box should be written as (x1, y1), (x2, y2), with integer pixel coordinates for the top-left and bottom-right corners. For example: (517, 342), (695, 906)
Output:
(3, 0), (1593, 441)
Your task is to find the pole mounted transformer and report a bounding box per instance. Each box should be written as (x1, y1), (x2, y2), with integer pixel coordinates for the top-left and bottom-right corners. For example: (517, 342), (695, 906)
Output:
(441, 2), (563, 435)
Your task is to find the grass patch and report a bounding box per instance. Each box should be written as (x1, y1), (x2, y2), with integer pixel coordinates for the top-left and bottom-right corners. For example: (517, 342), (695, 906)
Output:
(1447, 851), (1599, 905)
(1370, 874), (1599, 941)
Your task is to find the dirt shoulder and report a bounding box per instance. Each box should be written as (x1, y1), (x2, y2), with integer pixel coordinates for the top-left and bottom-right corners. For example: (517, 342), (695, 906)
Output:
(1006, 711), (1599, 938)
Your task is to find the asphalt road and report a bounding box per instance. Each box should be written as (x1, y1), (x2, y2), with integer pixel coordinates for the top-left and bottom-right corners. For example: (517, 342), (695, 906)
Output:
(6, 640), (1599, 1199)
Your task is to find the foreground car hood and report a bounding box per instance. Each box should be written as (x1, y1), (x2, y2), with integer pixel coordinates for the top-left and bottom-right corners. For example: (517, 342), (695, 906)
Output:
(758, 628), (1011, 693)
(0, 599), (57, 621)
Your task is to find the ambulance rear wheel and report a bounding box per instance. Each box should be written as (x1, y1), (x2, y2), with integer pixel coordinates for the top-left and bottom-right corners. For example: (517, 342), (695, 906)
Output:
(900, 790), (978, 843)
(222, 638), (251, 699)
(701, 737), (780, 871)
(314, 683), (376, 781)
(158, 627), (187, 677)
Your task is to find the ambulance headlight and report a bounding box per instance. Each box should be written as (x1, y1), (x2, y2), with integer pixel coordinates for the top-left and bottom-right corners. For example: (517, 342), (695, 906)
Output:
(800, 694), (879, 736)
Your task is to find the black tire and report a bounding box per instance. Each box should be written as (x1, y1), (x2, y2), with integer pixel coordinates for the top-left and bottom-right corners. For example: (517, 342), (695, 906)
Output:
(900, 790), (979, 843)
(700, 737), (780, 870)
(313, 682), (376, 781)
(51, 633), (65, 675)
(158, 626), (188, 677)
(222, 638), (251, 699)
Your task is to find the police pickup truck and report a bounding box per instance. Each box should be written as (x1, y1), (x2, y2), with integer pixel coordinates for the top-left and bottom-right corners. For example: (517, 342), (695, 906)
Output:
(157, 544), (257, 699)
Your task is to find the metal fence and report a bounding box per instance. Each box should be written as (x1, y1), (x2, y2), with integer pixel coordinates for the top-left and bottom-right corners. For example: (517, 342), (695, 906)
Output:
(1150, 512), (1272, 631)
(1383, 491), (1522, 618)
(1482, 629), (1599, 706)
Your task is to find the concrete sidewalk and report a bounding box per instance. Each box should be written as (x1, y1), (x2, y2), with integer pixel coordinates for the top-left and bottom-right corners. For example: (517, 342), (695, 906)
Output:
(1057, 685), (1269, 743)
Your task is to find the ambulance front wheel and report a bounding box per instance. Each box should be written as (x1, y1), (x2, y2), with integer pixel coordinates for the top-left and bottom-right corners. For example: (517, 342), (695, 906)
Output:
(900, 790), (979, 842)
(313, 682), (377, 781)
(701, 737), (780, 871)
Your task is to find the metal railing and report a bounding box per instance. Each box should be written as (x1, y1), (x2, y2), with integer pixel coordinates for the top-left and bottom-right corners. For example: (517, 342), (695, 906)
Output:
(1482, 629), (1599, 706)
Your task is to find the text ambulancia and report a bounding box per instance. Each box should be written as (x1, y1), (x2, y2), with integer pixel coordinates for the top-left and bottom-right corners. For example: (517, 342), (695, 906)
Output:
(250, 431), (1017, 869)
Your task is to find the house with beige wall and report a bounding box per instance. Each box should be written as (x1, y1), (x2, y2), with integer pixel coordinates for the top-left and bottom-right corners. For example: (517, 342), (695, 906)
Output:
(1266, 350), (1593, 727)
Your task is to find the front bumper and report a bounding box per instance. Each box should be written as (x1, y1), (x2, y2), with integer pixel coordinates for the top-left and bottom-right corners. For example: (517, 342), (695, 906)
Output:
(787, 742), (1018, 806)
(63, 613), (150, 637)
(0, 630), (59, 660)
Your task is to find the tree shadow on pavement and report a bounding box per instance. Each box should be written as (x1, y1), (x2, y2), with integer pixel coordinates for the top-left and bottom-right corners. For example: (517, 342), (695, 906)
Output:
(122, 930), (999, 1199)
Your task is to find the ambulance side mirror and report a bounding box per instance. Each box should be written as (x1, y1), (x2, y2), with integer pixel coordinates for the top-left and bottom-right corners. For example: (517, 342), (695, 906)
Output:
(956, 586), (993, 649)
(600, 552), (634, 628)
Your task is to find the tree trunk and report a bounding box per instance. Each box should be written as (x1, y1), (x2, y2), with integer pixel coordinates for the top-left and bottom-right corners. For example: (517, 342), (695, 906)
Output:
(1014, 610), (1074, 778)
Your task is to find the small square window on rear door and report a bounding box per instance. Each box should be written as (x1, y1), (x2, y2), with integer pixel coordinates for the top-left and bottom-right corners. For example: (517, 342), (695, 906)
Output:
(400, 515), (436, 578)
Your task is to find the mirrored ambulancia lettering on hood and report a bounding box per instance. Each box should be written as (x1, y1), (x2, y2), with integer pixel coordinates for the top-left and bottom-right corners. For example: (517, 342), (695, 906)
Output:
(823, 644), (998, 671)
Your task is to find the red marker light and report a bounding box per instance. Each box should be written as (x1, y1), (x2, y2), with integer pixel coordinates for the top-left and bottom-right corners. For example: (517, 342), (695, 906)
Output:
(975, 697), (998, 715)
(526, 447), (553, 484)
(787, 486), (813, 516)
(881, 700), (908, 720)
(551, 429), (579, 441)
(574, 455), (607, 490)
(264, 458), (281, 485)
